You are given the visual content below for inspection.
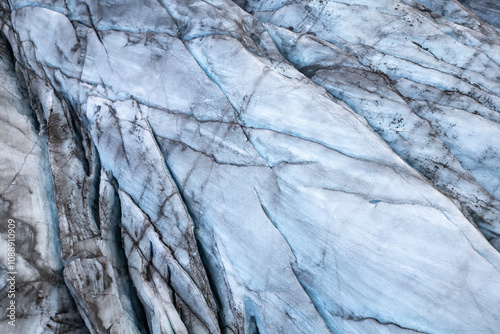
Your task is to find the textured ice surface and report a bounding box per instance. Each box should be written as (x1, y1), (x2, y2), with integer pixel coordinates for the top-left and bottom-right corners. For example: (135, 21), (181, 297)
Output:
(457, 0), (500, 28)
(0, 33), (88, 333)
(1, 0), (500, 333)
(245, 0), (500, 250)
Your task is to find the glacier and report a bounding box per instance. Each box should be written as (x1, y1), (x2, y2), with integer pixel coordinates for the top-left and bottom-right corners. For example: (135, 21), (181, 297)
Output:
(1, 0), (500, 333)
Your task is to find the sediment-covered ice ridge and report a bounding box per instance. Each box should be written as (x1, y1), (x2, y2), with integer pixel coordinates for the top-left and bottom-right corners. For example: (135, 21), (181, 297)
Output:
(1, 0), (500, 333)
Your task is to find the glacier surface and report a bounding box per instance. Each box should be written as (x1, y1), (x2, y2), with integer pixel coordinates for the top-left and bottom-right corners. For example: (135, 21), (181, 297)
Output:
(1, 0), (500, 333)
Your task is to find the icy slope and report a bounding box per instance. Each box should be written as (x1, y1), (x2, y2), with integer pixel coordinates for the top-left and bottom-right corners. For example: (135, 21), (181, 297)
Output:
(458, 0), (500, 28)
(242, 0), (500, 249)
(0, 33), (89, 333)
(1, 0), (500, 333)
